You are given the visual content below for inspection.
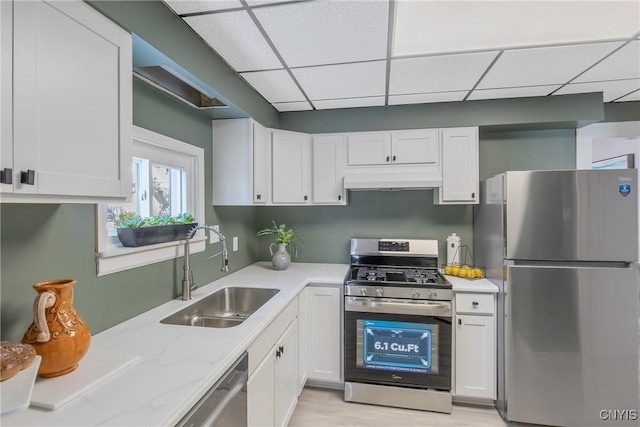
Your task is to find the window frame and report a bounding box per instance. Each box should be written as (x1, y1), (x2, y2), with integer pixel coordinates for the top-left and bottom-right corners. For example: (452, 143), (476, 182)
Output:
(95, 126), (205, 276)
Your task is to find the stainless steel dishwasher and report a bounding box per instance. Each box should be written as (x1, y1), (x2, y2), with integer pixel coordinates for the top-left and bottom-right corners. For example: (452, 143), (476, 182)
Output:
(176, 352), (248, 427)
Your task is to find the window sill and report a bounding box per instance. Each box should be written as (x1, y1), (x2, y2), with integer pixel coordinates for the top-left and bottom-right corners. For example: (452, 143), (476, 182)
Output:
(96, 237), (206, 276)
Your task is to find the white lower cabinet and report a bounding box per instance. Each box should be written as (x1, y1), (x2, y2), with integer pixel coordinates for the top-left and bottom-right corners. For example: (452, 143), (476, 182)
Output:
(305, 285), (342, 384)
(248, 299), (299, 427)
(453, 292), (496, 400)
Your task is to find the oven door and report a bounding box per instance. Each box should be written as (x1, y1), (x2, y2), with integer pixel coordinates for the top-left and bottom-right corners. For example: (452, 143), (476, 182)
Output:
(344, 296), (452, 391)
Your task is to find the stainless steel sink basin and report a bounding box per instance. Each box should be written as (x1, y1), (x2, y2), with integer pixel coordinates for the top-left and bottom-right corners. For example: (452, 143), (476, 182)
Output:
(161, 287), (280, 328)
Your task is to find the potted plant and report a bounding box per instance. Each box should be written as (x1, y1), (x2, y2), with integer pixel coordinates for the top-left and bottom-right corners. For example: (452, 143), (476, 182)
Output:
(257, 221), (301, 270)
(114, 212), (197, 247)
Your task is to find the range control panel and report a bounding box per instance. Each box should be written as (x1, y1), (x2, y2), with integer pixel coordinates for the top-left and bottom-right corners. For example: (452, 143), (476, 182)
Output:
(378, 240), (410, 252)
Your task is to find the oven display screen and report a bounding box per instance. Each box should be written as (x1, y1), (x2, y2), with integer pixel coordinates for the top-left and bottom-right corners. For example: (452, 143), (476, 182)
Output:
(360, 320), (436, 374)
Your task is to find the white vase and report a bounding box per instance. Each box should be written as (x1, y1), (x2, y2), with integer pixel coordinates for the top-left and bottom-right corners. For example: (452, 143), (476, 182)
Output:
(269, 243), (291, 271)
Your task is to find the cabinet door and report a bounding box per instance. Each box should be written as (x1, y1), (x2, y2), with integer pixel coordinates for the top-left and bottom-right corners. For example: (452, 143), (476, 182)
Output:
(253, 121), (271, 204)
(312, 135), (346, 204)
(347, 133), (391, 166)
(391, 129), (438, 165)
(0, 0), (12, 193)
(297, 288), (308, 394)
(13, 0), (131, 197)
(248, 352), (276, 427)
(307, 286), (341, 383)
(272, 130), (310, 204)
(455, 314), (495, 399)
(440, 127), (479, 203)
(275, 319), (299, 427)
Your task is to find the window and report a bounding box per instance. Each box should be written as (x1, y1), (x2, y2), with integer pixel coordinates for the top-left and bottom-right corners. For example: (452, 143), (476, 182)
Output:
(96, 126), (205, 276)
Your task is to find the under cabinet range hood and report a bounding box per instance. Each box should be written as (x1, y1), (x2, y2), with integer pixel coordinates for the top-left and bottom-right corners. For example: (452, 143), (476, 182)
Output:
(343, 171), (443, 190)
(133, 65), (228, 110)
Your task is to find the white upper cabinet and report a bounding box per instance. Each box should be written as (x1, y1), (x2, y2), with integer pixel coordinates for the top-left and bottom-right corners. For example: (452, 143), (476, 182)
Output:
(212, 118), (271, 205)
(272, 129), (311, 204)
(2, 0), (131, 200)
(312, 135), (347, 205)
(434, 127), (479, 205)
(347, 129), (438, 166)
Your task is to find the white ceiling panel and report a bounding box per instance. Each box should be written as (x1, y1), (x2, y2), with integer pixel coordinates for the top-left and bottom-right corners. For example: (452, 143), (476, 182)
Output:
(273, 101), (312, 112)
(554, 79), (640, 102)
(292, 61), (386, 100)
(389, 52), (498, 95)
(164, 0), (242, 15)
(185, 10), (282, 71)
(573, 40), (640, 82)
(394, 1), (640, 56)
(468, 85), (560, 101)
(615, 90), (640, 102)
(389, 92), (467, 105)
(240, 69), (305, 103)
(313, 97), (385, 110)
(253, 0), (389, 67)
(477, 42), (623, 89)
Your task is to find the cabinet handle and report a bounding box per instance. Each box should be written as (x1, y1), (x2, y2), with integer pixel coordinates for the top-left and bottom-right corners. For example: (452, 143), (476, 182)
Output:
(338, 195), (341, 201)
(392, 155), (396, 162)
(276, 348), (281, 358)
(279, 345), (284, 355)
(471, 192), (475, 198)
(256, 194), (261, 200)
(386, 156), (390, 162)
(472, 301), (479, 306)
(20, 170), (35, 185)
(304, 195), (308, 201)
(458, 319), (462, 325)
(0, 168), (12, 184)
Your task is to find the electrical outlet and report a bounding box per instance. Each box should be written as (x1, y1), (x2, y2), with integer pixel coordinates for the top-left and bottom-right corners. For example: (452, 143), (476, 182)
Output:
(209, 225), (220, 244)
(233, 236), (238, 251)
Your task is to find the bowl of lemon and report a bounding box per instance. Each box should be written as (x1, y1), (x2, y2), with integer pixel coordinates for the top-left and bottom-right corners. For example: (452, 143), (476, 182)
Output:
(443, 264), (484, 280)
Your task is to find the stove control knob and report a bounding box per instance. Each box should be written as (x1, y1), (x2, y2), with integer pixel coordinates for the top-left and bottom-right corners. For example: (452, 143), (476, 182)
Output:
(411, 289), (420, 299)
(376, 288), (384, 297)
(360, 287), (368, 296)
(428, 291), (438, 300)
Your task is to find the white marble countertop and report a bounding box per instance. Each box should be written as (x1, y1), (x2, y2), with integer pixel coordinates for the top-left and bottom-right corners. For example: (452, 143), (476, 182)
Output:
(2, 262), (349, 427)
(441, 272), (499, 293)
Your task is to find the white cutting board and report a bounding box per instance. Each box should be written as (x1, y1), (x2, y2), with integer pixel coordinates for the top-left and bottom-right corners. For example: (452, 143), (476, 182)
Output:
(1, 356), (42, 416)
(30, 350), (139, 410)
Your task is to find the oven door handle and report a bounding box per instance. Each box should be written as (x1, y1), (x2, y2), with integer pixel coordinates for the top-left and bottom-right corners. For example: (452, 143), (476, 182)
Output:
(345, 296), (452, 317)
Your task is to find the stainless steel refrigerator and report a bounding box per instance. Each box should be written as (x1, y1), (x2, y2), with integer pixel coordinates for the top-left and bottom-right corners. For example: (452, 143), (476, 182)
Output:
(474, 169), (640, 427)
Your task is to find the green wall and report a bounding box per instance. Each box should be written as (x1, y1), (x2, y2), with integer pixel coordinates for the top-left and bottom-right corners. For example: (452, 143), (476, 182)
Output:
(0, 79), (257, 342)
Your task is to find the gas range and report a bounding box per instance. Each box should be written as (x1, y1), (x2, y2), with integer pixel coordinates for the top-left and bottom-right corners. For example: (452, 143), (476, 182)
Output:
(344, 238), (451, 301)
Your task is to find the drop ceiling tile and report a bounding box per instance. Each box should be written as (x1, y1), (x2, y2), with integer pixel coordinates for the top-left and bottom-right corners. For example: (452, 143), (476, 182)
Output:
(273, 101), (312, 112)
(184, 10), (282, 71)
(388, 92), (467, 105)
(615, 90), (640, 102)
(313, 97), (385, 110)
(253, 0), (388, 67)
(574, 40), (640, 82)
(469, 85), (560, 101)
(292, 61), (386, 100)
(389, 52), (499, 95)
(554, 79), (640, 102)
(394, 1), (640, 56)
(477, 42), (623, 89)
(240, 70), (305, 103)
(164, 0), (242, 15)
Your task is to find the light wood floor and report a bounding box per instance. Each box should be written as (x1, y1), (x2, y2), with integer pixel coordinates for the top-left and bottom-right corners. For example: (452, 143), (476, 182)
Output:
(289, 387), (507, 427)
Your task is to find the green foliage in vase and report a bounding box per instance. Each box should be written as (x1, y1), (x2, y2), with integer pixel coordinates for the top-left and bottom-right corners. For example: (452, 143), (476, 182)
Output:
(114, 211), (196, 228)
(257, 221), (302, 257)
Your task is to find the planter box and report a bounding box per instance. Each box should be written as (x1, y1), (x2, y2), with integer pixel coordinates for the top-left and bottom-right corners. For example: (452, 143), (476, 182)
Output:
(116, 223), (197, 247)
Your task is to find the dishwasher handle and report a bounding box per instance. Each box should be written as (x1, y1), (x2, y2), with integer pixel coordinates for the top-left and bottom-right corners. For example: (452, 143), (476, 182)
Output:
(200, 370), (247, 427)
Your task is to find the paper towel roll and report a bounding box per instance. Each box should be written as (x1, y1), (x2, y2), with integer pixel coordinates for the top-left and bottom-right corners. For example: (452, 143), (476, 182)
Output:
(447, 233), (461, 265)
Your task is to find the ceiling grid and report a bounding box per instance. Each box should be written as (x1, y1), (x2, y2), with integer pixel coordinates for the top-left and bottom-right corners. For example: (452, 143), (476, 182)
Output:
(164, 0), (640, 112)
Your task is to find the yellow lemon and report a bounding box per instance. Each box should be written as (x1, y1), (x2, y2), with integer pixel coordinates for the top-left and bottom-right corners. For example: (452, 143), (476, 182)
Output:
(458, 268), (468, 278)
(473, 268), (483, 278)
(451, 266), (460, 276)
(444, 265), (452, 275)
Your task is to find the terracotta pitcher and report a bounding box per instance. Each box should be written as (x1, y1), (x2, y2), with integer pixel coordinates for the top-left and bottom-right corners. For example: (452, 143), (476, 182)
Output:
(22, 279), (91, 377)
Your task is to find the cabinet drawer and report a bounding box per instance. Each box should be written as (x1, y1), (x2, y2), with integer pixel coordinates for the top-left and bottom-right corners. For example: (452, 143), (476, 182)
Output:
(455, 293), (494, 315)
(248, 297), (297, 375)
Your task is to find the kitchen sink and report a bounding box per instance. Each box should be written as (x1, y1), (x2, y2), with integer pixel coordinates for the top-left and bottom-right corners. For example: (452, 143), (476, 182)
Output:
(160, 287), (280, 328)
